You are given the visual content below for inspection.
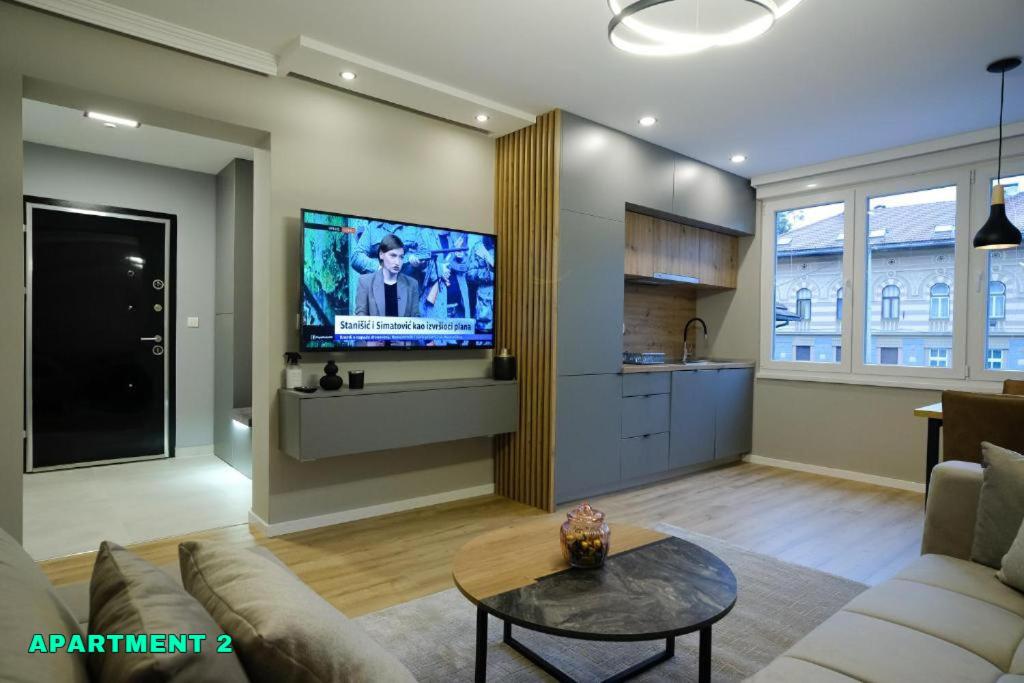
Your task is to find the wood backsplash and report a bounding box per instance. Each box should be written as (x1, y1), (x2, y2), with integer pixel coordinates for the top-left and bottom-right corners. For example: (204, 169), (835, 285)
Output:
(623, 281), (697, 360)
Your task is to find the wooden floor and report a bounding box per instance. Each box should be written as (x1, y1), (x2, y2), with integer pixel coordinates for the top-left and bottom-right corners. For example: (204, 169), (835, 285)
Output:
(39, 462), (924, 617)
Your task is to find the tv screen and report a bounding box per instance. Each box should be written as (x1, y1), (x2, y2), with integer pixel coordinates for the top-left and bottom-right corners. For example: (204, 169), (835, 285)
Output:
(300, 209), (497, 351)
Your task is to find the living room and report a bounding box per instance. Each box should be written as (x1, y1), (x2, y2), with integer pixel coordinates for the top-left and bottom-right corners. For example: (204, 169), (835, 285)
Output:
(2, 1), (1023, 682)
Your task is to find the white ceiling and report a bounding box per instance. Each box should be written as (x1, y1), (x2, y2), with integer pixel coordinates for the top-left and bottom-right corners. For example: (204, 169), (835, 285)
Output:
(88, 0), (1024, 176)
(22, 99), (253, 175)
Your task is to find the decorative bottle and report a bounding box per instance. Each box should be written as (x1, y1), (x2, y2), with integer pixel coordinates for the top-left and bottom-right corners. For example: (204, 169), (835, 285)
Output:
(559, 502), (610, 569)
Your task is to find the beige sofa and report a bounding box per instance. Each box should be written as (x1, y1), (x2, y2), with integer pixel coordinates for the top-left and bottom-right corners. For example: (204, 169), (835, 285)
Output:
(751, 461), (1024, 683)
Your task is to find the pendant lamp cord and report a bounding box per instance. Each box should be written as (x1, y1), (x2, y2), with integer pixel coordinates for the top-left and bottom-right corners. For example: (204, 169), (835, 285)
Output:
(998, 70), (1005, 182)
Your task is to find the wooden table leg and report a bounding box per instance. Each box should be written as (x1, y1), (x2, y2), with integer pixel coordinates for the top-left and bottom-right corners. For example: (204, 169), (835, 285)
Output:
(925, 417), (942, 501)
(475, 606), (488, 682)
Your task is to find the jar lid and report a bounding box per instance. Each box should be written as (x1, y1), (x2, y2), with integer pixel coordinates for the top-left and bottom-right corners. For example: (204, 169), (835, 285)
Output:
(566, 502), (604, 525)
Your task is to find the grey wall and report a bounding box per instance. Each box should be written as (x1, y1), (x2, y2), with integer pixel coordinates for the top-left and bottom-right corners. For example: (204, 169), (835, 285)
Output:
(22, 142), (217, 451)
(214, 158), (253, 477)
(0, 3), (495, 537)
(698, 214), (938, 484)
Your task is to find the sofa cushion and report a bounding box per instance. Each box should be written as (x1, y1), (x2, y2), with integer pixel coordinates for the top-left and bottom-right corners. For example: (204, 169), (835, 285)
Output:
(179, 540), (415, 683)
(897, 553), (1024, 618)
(0, 526), (89, 683)
(747, 655), (859, 682)
(842, 577), (1024, 670)
(89, 541), (248, 683)
(784, 611), (1002, 682)
(999, 521), (1024, 595)
(973, 443), (1024, 569)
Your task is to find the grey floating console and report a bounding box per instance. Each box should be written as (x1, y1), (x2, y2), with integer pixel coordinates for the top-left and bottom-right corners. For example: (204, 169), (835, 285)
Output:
(279, 378), (518, 461)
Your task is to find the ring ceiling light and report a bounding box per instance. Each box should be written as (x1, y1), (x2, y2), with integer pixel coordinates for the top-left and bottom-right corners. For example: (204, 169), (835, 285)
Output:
(608, 0), (805, 57)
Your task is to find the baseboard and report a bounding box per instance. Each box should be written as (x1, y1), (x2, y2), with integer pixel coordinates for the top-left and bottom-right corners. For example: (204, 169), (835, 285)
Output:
(247, 483), (496, 537)
(743, 454), (925, 493)
(174, 445), (215, 458)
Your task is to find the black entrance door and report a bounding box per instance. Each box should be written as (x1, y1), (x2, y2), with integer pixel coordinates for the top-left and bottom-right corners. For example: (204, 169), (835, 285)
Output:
(26, 198), (175, 471)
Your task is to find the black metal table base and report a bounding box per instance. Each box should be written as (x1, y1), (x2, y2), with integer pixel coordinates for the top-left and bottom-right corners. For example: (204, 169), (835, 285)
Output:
(474, 606), (711, 683)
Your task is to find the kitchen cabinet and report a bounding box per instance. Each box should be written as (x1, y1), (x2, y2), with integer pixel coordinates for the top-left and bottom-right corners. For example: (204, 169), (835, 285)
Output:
(714, 368), (754, 459)
(557, 209), (625, 376)
(621, 394), (670, 438)
(621, 432), (669, 480)
(624, 212), (701, 280)
(555, 374), (622, 503)
(674, 158), (756, 236)
(698, 230), (738, 288)
(560, 112), (675, 221)
(624, 210), (737, 288)
(669, 370), (717, 468)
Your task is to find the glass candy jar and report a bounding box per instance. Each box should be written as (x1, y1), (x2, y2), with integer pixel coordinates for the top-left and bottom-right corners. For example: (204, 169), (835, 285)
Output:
(559, 502), (610, 569)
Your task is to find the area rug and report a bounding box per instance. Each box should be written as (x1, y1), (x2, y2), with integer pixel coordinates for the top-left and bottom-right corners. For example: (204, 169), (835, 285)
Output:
(355, 524), (866, 682)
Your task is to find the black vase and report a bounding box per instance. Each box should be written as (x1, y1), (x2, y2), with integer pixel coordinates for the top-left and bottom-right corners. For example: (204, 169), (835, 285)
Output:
(319, 360), (344, 391)
(493, 348), (516, 381)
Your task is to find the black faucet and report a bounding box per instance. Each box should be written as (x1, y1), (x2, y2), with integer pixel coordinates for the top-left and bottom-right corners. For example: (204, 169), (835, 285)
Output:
(682, 317), (708, 363)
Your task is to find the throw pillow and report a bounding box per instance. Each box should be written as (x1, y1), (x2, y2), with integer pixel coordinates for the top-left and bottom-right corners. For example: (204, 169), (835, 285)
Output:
(179, 540), (416, 683)
(89, 541), (248, 683)
(971, 443), (1024, 569)
(998, 520), (1024, 593)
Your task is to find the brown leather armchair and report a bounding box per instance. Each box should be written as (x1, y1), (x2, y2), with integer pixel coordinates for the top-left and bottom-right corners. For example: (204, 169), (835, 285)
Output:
(941, 390), (1024, 464)
(1004, 379), (1024, 396)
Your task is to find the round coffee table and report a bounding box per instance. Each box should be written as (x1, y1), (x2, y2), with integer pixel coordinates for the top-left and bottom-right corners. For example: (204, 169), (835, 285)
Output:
(452, 517), (736, 683)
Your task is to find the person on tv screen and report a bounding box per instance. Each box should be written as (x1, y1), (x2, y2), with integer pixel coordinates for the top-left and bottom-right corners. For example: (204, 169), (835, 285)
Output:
(354, 234), (421, 317)
(350, 221), (427, 277)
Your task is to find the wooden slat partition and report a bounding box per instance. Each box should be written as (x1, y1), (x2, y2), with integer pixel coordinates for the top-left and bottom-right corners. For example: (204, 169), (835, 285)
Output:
(494, 110), (560, 512)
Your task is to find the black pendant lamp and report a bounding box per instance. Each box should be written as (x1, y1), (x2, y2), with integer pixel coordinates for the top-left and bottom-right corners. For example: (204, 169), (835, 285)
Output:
(974, 56), (1022, 250)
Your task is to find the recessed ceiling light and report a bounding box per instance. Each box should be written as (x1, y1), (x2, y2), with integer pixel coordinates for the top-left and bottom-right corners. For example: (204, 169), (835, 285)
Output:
(730, 154), (747, 163)
(638, 116), (657, 127)
(340, 71), (357, 81)
(806, 183), (818, 188)
(475, 114), (490, 123)
(85, 111), (140, 128)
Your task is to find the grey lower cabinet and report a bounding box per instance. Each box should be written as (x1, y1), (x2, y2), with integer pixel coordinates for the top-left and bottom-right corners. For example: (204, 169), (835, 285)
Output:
(669, 370), (717, 468)
(620, 432), (669, 480)
(555, 374), (623, 503)
(714, 368), (754, 459)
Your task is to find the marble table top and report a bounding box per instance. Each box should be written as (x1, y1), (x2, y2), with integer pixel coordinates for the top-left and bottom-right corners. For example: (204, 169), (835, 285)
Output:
(473, 536), (737, 641)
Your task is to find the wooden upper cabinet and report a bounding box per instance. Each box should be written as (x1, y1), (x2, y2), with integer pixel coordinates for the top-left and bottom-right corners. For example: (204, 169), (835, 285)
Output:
(624, 211), (736, 289)
(698, 230), (738, 288)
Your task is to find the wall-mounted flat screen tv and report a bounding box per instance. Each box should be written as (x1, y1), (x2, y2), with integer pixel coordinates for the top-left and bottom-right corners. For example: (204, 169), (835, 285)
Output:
(300, 209), (497, 351)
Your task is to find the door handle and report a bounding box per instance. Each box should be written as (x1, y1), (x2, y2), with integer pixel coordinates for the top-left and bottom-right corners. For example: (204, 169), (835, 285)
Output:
(141, 335), (163, 343)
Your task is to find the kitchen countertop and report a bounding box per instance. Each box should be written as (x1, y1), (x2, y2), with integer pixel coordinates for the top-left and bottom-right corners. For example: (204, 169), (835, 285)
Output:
(621, 360), (755, 374)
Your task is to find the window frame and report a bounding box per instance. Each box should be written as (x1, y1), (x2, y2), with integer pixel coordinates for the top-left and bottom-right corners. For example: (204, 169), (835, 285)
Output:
(850, 171), (971, 381)
(989, 281), (1006, 321)
(967, 158), (1024, 381)
(760, 189), (855, 375)
(880, 285), (901, 321)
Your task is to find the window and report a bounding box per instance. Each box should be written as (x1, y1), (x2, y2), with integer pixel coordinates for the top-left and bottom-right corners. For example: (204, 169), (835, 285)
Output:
(927, 348), (950, 368)
(796, 289), (812, 320)
(864, 185), (957, 370)
(989, 281), (1006, 320)
(881, 285), (901, 320)
(836, 287), (843, 321)
(769, 201), (847, 365)
(982, 174), (1023, 374)
(834, 346), (842, 362)
(929, 283), (950, 320)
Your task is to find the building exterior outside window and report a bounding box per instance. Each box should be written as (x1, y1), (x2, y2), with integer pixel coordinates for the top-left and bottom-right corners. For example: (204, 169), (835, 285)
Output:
(880, 347), (899, 364)
(796, 288), (812, 321)
(990, 281), (1007, 320)
(928, 347), (950, 367)
(774, 188), (1024, 370)
(881, 285), (901, 321)
(795, 345), (811, 361)
(930, 283), (950, 320)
